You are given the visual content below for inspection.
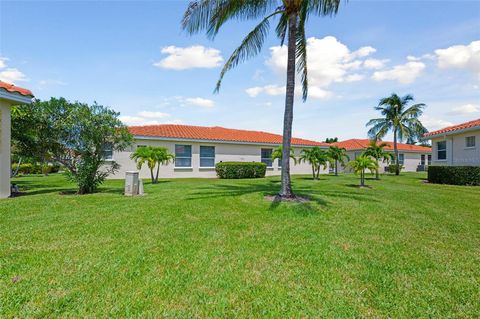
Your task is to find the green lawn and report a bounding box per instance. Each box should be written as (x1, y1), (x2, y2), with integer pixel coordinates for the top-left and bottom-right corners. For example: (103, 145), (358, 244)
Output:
(1, 173), (479, 318)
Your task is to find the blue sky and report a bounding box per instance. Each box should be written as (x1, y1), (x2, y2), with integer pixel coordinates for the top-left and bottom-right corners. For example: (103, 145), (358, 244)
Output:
(1, 0), (479, 141)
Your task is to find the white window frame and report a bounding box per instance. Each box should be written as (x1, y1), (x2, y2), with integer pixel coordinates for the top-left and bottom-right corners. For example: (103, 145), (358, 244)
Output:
(175, 144), (192, 168)
(261, 148), (273, 168)
(427, 154), (432, 165)
(398, 153), (405, 165)
(199, 145), (215, 168)
(102, 142), (113, 161)
(437, 141), (447, 161)
(420, 154), (425, 165)
(465, 136), (476, 148)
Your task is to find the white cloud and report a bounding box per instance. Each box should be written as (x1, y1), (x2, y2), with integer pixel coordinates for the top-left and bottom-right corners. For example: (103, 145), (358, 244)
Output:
(153, 45), (223, 70)
(184, 97), (215, 108)
(372, 61), (425, 84)
(344, 73), (365, 82)
(0, 57), (28, 83)
(435, 40), (480, 74)
(137, 111), (170, 118)
(351, 46), (376, 58)
(308, 87), (333, 99)
(364, 58), (389, 69)
(246, 85), (285, 97)
(447, 103), (480, 116)
(421, 116), (453, 131)
(119, 110), (176, 126)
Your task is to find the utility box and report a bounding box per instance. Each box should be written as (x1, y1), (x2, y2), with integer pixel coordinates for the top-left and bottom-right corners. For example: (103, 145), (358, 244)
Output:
(125, 171), (140, 196)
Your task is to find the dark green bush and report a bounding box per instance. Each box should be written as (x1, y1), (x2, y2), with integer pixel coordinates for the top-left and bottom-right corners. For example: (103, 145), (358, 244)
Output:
(12, 163), (61, 175)
(216, 162), (267, 179)
(428, 166), (480, 186)
(387, 164), (403, 174)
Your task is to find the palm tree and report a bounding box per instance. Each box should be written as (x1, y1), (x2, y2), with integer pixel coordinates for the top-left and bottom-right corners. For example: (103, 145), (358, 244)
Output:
(363, 140), (394, 180)
(348, 155), (378, 187)
(272, 145), (296, 167)
(299, 146), (328, 180)
(130, 146), (175, 184)
(327, 145), (349, 176)
(182, 0), (343, 199)
(366, 93), (427, 175)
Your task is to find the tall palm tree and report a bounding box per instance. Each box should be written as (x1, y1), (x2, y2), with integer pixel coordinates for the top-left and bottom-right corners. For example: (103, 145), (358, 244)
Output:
(272, 145), (296, 167)
(182, 0), (343, 199)
(366, 93), (427, 175)
(348, 155), (378, 187)
(363, 140), (393, 180)
(130, 146), (175, 184)
(327, 145), (349, 176)
(299, 146), (328, 180)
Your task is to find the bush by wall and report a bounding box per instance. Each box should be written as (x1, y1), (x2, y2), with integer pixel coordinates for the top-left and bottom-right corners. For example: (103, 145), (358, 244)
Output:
(215, 162), (267, 179)
(387, 164), (403, 174)
(428, 166), (480, 186)
(12, 163), (61, 175)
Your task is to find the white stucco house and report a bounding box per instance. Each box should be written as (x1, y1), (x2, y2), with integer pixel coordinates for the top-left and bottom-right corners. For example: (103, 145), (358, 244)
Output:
(333, 139), (432, 172)
(424, 119), (480, 166)
(0, 81), (34, 198)
(109, 124), (330, 179)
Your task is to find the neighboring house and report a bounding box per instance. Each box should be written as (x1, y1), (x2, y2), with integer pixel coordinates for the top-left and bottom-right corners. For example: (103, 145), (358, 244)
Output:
(333, 139), (432, 172)
(110, 124), (329, 179)
(0, 81), (34, 198)
(424, 119), (480, 166)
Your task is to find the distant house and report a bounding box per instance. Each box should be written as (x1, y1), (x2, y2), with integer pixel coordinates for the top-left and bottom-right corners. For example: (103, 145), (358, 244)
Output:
(110, 124), (329, 179)
(334, 139), (432, 172)
(0, 81), (34, 198)
(424, 119), (480, 166)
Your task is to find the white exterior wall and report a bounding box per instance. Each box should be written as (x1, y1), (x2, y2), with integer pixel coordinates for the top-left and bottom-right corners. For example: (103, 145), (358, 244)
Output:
(109, 138), (328, 179)
(340, 149), (431, 173)
(0, 100), (11, 198)
(431, 129), (480, 166)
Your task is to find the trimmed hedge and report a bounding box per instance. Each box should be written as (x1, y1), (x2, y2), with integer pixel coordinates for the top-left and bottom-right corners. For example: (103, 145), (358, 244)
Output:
(216, 162), (267, 179)
(428, 166), (480, 186)
(387, 164), (403, 174)
(11, 163), (61, 175)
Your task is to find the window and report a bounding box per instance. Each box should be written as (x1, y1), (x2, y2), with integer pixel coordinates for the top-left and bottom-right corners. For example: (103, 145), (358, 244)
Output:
(421, 154), (425, 165)
(102, 142), (113, 160)
(200, 146), (215, 167)
(175, 144), (192, 167)
(398, 153), (405, 165)
(437, 141), (447, 160)
(466, 136), (476, 148)
(278, 157), (282, 167)
(428, 155), (432, 165)
(261, 149), (273, 167)
(354, 152), (362, 159)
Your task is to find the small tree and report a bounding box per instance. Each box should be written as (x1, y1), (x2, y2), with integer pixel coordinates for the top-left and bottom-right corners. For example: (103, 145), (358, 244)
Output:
(324, 137), (338, 144)
(271, 145), (296, 167)
(53, 101), (132, 194)
(131, 146), (175, 184)
(299, 147), (329, 180)
(327, 146), (349, 176)
(363, 140), (394, 180)
(348, 155), (378, 187)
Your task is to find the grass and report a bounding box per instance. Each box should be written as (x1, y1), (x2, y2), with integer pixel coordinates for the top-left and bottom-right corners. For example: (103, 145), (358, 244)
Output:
(1, 172), (479, 318)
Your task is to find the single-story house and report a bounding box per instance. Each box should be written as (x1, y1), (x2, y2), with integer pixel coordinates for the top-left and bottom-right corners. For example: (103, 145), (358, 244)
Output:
(424, 119), (480, 166)
(0, 81), (34, 198)
(333, 139), (432, 172)
(110, 124), (330, 179)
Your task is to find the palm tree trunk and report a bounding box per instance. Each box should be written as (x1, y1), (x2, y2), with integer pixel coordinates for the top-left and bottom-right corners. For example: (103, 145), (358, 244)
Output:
(376, 159), (379, 180)
(361, 169), (365, 187)
(394, 128), (399, 175)
(279, 12), (297, 198)
(155, 163), (160, 184)
(150, 168), (155, 184)
(335, 159), (338, 176)
(312, 165), (315, 180)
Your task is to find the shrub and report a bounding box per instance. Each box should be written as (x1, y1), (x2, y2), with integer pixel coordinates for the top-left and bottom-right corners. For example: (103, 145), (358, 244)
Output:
(428, 166), (480, 186)
(216, 162), (267, 179)
(11, 163), (62, 175)
(387, 164), (403, 174)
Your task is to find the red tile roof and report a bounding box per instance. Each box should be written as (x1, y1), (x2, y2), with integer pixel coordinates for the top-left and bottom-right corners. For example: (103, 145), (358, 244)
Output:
(334, 139), (431, 152)
(423, 119), (480, 138)
(129, 124), (327, 146)
(0, 81), (33, 97)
